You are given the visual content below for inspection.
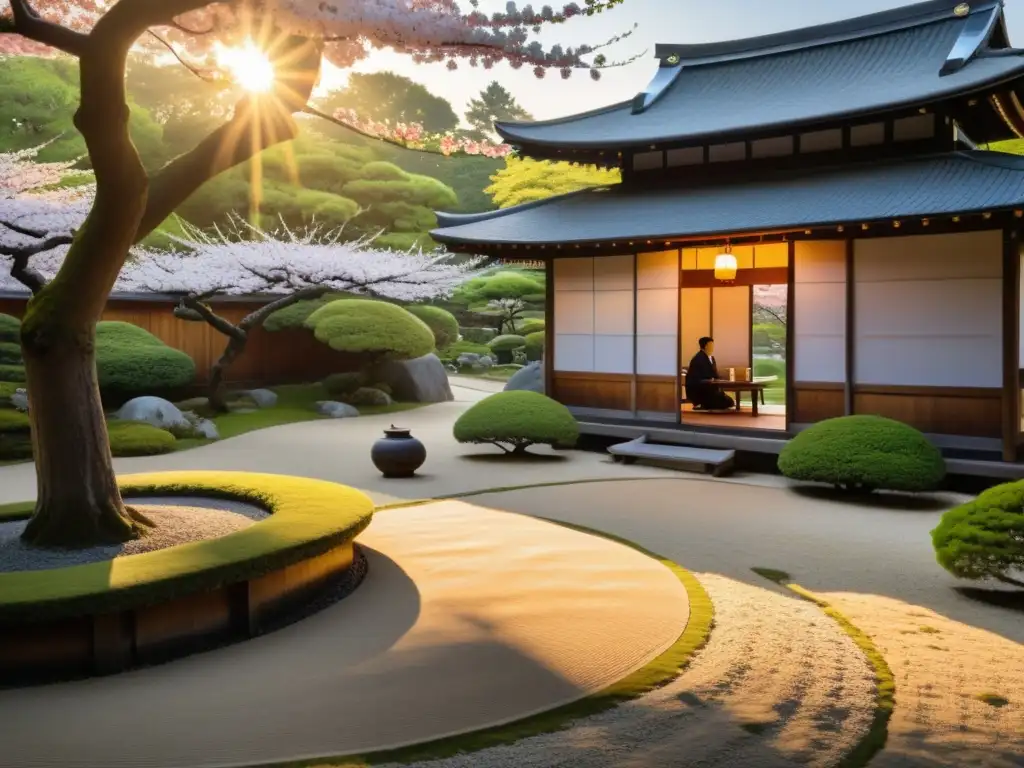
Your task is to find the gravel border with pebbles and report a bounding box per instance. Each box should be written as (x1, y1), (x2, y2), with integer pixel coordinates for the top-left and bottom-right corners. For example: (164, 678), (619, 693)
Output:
(0, 495), (269, 573)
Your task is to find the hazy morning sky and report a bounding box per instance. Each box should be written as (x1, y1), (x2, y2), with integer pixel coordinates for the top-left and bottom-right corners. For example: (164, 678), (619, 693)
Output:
(320, 0), (1024, 126)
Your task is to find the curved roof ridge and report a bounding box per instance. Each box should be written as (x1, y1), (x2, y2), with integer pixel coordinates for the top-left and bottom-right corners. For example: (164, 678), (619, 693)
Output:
(655, 0), (1000, 66)
(434, 185), (618, 229)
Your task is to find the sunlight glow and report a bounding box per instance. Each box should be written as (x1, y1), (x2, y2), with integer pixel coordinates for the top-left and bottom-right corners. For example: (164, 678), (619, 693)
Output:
(216, 41), (276, 93)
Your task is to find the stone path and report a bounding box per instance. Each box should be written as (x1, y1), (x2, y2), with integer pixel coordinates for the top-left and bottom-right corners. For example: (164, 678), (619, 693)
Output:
(0, 500), (689, 768)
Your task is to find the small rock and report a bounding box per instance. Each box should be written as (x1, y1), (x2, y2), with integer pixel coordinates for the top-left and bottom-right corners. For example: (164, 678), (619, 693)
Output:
(11, 389), (28, 412)
(316, 400), (360, 419)
(192, 418), (220, 439)
(245, 389), (278, 408)
(446, 363), (458, 374)
(478, 355), (494, 369)
(376, 353), (453, 403)
(115, 396), (191, 431)
(504, 360), (545, 395)
(457, 353), (481, 366)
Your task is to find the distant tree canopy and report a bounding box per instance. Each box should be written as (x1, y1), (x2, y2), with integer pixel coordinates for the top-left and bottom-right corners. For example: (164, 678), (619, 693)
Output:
(486, 157), (621, 209)
(464, 81), (532, 141)
(315, 71), (460, 134)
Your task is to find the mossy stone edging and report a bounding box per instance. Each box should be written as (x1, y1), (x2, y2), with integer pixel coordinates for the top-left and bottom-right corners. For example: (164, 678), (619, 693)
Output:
(752, 567), (895, 768)
(281, 507), (714, 768)
(0, 471), (374, 624)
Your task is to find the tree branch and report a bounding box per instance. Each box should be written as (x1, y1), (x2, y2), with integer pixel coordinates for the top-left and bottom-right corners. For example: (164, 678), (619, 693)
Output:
(134, 34), (324, 242)
(238, 286), (331, 332)
(181, 295), (245, 340)
(6, 0), (91, 57)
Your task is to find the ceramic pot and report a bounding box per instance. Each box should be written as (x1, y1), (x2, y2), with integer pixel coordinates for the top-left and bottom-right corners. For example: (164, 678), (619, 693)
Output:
(371, 425), (426, 478)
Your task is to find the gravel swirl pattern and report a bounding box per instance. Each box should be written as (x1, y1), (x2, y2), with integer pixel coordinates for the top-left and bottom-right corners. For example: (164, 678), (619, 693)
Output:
(366, 572), (877, 768)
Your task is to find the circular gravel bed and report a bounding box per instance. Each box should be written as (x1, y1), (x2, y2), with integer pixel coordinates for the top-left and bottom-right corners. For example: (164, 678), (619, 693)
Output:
(0, 495), (269, 573)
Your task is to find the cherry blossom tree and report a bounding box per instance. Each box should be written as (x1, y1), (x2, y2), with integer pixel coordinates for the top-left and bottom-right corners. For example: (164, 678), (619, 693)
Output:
(0, 0), (636, 548)
(122, 216), (481, 411)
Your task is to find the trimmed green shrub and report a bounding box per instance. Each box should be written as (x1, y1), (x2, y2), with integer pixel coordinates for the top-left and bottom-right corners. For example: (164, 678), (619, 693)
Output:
(107, 421), (177, 457)
(459, 326), (497, 344)
(95, 322), (196, 404)
(263, 292), (366, 332)
(0, 342), (22, 364)
(0, 409), (30, 433)
(0, 409), (31, 461)
(439, 340), (491, 361)
(343, 387), (391, 406)
(524, 331), (545, 362)
(0, 381), (17, 403)
(407, 305), (459, 349)
(932, 481), (1024, 587)
(778, 415), (945, 493)
(453, 390), (579, 455)
(753, 357), (785, 380)
(323, 371), (365, 398)
(520, 318), (546, 335)
(0, 314), (20, 343)
(488, 334), (527, 365)
(0, 364), (26, 383)
(372, 382), (393, 397)
(306, 300), (435, 362)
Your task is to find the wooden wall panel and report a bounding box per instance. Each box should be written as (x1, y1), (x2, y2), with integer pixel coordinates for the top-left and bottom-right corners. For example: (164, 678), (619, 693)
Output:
(552, 372), (631, 411)
(0, 296), (356, 388)
(636, 375), (677, 413)
(791, 383), (844, 423)
(853, 386), (1002, 438)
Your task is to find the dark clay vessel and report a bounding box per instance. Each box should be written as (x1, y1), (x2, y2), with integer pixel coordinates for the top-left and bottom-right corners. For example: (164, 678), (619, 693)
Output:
(371, 425), (426, 478)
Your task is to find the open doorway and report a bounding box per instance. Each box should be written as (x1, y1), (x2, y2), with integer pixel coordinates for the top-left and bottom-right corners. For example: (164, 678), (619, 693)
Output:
(678, 244), (788, 431)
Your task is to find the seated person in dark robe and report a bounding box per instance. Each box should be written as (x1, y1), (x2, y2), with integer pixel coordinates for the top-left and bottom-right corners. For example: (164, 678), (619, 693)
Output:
(685, 337), (735, 411)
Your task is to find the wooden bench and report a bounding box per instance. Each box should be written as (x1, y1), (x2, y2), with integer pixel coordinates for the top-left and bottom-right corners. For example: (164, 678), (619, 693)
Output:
(608, 435), (736, 477)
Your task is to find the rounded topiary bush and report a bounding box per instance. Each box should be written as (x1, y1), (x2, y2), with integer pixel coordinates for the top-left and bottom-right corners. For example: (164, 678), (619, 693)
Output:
(0, 364), (26, 383)
(440, 340), (491, 361)
(306, 300), (435, 363)
(453, 390), (579, 455)
(931, 481), (1024, 587)
(0, 409), (31, 460)
(520, 318), (545, 335)
(0, 313), (20, 343)
(95, 322), (196, 404)
(107, 421), (177, 457)
(0, 341), (22, 364)
(524, 331), (545, 362)
(406, 305), (459, 350)
(488, 334), (527, 364)
(778, 415), (945, 493)
(459, 326), (496, 344)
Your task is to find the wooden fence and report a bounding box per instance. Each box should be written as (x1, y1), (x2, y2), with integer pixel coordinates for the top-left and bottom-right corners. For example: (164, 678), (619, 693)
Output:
(0, 294), (353, 388)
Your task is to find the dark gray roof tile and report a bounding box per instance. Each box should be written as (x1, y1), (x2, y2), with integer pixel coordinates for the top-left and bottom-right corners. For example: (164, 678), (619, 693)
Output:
(432, 151), (1024, 245)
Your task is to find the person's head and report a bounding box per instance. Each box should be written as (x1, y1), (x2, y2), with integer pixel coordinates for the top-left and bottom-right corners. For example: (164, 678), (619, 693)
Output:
(699, 336), (715, 355)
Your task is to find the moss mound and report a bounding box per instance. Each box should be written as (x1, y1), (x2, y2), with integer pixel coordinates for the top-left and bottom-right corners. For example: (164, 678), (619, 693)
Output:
(0, 341), (22, 364)
(932, 481), (1024, 586)
(0, 313), (20, 343)
(306, 300), (435, 360)
(323, 371), (365, 398)
(0, 471), (375, 622)
(0, 364), (26, 383)
(406, 305), (459, 349)
(107, 421), (177, 457)
(262, 292), (355, 332)
(454, 390), (579, 454)
(520, 318), (545, 335)
(488, 334), (527, 352)
(96, 322), (196, 403)
(440, 340), (491, 360)
(778, 415), (945, 493)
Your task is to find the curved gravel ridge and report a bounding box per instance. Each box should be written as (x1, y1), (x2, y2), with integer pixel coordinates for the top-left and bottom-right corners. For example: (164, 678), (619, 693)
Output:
(368, 572), (877, 768)
(0, 495), (269, 572)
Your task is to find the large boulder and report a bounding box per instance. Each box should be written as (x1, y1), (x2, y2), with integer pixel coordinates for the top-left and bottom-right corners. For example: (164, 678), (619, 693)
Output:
(316, 400), (360, 419)
(504, 360), (545, 395)
(244, 388), (278, 408)
(115, 396), (191, 432)
(377, 353), (454, 403)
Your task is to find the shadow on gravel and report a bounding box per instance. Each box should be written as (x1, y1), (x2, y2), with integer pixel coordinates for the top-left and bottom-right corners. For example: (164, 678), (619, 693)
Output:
(954, 586), (1024, 614)
(790, 485), (951, 512)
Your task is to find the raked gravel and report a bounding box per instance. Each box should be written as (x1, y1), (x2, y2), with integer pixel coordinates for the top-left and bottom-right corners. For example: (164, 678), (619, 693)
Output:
(362, 572), (877, 768)
(0, 495), (268, 572)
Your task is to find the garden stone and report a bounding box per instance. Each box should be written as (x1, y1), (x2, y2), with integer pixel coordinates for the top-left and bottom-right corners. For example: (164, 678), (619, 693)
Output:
(11, 388), (28, 412)
(377, 353), (453, 403)
(446, 363), (458, 374)
(115, 396), (191, 431)
(316, 400), (360, 419)
(478, 355), (494, 369)
(245, 389), (278, 408)
(193, 418), (220, 439)
(457, 353), (481, 366)
(504, 360), (545, 395)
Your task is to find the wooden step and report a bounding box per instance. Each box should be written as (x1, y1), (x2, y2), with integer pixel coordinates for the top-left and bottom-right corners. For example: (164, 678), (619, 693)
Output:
(608, 435), (735, 477)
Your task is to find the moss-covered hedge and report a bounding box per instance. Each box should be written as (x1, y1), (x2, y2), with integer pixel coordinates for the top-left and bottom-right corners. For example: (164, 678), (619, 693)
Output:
(0, 313), (20, 343)
(0, 341), (22, 364)
(454, 390), (579, 455)
(524, 331), (545, 362)
(520, 318), (546, 335)
(0, 413), (177, 461)
(0, 364), (26, 383)
(440, 340), (491, 361)
(306, 299), (435, 361)
(932, 481), (1024, 586)
(96, 322), (196, 404)
(406, 305), (459, 349)
(778, 415), (945, 492)
(459, 326), (496, 344)
(488, 334), (527, 352)
(0, 471), (375, 622)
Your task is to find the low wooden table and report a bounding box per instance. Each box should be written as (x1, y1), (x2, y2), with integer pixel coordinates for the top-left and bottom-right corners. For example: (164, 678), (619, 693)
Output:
(705, 379), (768, 416)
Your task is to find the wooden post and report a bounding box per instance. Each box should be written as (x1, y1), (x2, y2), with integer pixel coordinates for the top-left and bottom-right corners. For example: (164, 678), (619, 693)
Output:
(1002, 228), (1020, 463)
(544, 258), (555, 400)
(785, 240), (795, 431)
(844, 238), (855, 416)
